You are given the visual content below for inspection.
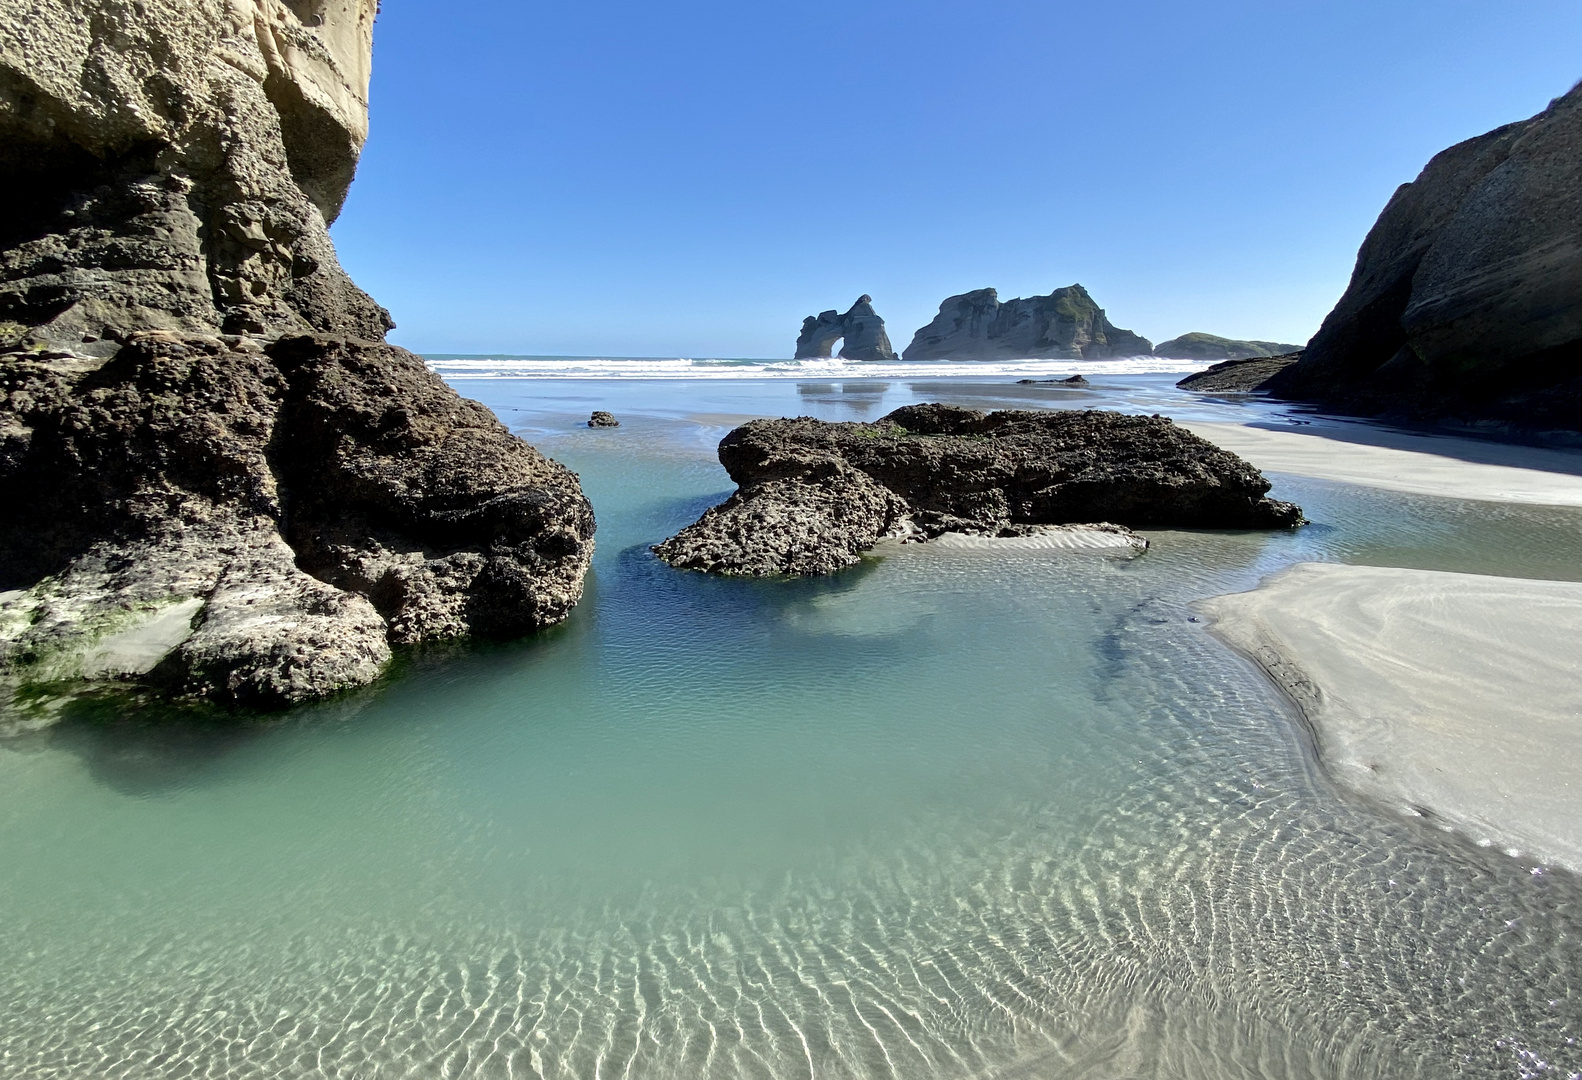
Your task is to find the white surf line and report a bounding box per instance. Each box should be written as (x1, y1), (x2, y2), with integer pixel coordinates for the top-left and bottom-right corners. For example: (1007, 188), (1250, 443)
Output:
(1183, 421), (1582, 506)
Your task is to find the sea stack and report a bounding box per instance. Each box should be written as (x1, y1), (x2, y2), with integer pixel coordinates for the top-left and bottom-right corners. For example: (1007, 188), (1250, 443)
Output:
(0, 2), (595, 720)
(903, 285), (1153, 361)
(794, 296), (898, 361)
(1268, 81), (1582, 429)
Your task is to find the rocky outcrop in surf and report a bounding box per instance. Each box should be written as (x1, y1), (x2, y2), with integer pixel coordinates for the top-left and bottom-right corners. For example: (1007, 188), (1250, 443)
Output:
(0, 2), (595, 722)
(1155, 333), (1305, 361)
(794, 296), (897, 362)
(1177, 354), (1302, 393)
(1268, 81), (1582, 429)
(903, 286), (1152, 361)
(653, 404), (1302, 576)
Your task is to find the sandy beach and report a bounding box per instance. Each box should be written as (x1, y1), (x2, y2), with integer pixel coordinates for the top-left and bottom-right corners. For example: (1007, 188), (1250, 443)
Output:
(1185, 421), (1582, 505)
(1201, 563), (1582, 871)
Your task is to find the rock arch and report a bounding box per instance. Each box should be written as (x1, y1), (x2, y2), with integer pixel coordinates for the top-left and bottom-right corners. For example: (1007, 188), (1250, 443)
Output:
(794, 295), (897, 361)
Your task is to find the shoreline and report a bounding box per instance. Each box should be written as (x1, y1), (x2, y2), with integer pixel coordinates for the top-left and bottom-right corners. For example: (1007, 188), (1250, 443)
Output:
(1182, 420), (1582, 505)
(1200, 563), (1582, 872)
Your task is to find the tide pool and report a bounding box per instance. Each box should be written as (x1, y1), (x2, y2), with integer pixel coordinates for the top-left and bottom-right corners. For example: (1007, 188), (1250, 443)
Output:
(1, 374), (1579, 1079)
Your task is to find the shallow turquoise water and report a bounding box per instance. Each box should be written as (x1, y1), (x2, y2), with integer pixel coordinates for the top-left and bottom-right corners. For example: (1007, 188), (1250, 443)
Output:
(2, 376), (1581, 1079)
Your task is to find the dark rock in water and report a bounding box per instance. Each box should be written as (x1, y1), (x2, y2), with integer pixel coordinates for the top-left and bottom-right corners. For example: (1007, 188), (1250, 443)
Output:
(588, 411), (620, 428)
(1269, 81), (1582, 429)
(654, 404), (1302, 576)
(0, 6), (597, 723)
(794, 296), (897, 362)
(0, 335), (595, 716)
(1177, 354), (1301, 393)
(903, 285), (1153, 361)
(1154, 333), (1305, 361)
(1017, 375), (1091, 387)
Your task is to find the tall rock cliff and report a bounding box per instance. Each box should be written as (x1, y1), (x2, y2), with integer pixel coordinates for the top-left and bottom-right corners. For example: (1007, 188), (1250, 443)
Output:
(794, 295), (897, 362)
(903, 285), (1152, 361)
(1269, 82), (1582, 428)
(0, 1), (594, 725)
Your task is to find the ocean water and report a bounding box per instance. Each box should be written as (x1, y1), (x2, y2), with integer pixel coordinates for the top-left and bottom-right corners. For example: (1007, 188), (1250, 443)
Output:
(2, 366), (1580, 1079)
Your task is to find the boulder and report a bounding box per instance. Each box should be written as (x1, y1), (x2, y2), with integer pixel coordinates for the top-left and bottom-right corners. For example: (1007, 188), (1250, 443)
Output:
(0, 3), (596, 722)
(654, 404), (1302, 576)
(1268, 81), (1582, 428)
(588, 410), (619, 427)
(793, 295), (897, 361)
(1177, 353), (1302, 393)
(0, 335), (595, 721)
(903, 285), (1153, 361)
(1154, 333), (1305, 361)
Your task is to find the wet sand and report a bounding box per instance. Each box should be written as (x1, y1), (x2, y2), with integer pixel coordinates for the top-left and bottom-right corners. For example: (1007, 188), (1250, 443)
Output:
(1201, 562), (1582, 871)
(1184, 421), (1582, 505)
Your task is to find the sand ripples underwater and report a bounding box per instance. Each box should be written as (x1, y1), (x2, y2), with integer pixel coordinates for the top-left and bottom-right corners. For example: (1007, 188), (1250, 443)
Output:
(3, 391), (1581, 1080)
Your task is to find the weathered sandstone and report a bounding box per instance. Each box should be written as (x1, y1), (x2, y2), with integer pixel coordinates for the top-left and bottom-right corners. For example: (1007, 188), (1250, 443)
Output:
(654, 404), (1302, 576)
(0, 2), (595, 721)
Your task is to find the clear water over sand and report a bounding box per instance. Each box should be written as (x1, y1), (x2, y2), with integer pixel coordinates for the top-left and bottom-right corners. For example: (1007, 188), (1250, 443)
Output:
(2, 373), (1580, 1079)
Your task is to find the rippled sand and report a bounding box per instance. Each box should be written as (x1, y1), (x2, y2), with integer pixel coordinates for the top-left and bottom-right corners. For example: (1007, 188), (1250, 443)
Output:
(2, 377), (1580, 1079)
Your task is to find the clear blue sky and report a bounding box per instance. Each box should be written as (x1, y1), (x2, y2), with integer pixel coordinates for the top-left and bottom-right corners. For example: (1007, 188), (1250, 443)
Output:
(331, 1), (1582, 358)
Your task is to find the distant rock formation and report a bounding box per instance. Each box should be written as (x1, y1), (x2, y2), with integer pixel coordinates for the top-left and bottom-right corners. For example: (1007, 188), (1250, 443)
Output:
(1155, 333), (1305, 361)
(653, 405), (1302, 576)
(903, 286), (1152, 361)
(1177, 354), (1302, 393)
(0, 2), (595, 723)
(1268, 81), (1582, 428)
(794, 296), (897, 361)
(588, 411), (620, 428)
(1017, 375), (1091, 387)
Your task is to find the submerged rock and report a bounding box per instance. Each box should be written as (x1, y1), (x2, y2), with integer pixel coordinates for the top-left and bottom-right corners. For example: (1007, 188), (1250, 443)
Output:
(654, 404), (1302, 576)
(794, 296), (897, 362)
(588, 411), (620, 427)
(903, 286), (1152, 361)
(1154, 333), (1305, 361)
(1269, 81), (1582, 429)
(0, 4), (597, 721)
(1177, 354), (1301, 392)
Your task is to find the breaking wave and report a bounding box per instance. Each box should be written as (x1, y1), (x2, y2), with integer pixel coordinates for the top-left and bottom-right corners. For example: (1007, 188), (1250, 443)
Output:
(421, 354), (1206, 380)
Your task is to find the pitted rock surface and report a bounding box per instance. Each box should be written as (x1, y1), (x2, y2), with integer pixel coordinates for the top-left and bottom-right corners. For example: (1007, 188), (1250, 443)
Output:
(655, 404), (1302, 576)
(0, 4), (598, 721)
(0, 333), (594, 719)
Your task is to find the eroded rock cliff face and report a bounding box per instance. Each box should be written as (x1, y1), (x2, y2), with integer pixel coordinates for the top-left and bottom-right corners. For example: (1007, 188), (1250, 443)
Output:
(1, 0), (392, 344)
(0, 2), (595, 722)
(794, 295), (897, 362)
(654, 405), (1302, 576)
(1269, 82), (1582, 428)
(903, 286), (1152, 361)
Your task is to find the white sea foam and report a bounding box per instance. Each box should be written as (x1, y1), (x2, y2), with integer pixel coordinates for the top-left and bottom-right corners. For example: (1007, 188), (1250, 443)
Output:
(422, 354), (1205, 380)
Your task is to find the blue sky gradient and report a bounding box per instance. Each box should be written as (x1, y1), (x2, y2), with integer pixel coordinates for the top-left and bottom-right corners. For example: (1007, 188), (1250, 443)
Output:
(331, 1), (1582, 357)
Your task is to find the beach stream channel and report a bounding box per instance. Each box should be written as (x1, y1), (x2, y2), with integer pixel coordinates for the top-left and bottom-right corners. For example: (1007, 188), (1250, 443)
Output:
(2, 370), (1579, 1079)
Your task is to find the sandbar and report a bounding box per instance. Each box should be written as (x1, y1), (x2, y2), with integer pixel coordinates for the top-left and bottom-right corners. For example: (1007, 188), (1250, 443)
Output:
(1200, 562), (1582, 870)
(1183, 421), (1582, 506)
